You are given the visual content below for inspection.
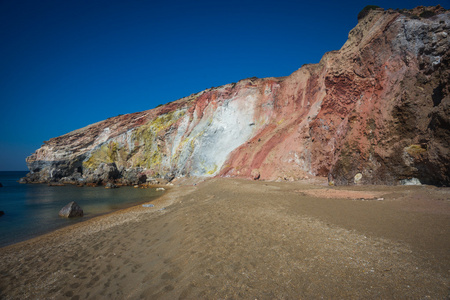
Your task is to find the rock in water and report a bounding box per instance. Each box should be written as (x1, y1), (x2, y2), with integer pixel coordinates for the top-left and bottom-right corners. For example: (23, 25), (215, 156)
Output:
(59, 201), (84, 218)
(0, 182), (3, 187)
(0, 211), (4, 217)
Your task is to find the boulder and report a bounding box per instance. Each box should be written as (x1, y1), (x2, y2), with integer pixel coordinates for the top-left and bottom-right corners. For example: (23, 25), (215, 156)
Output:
(0, 182), (2, 187)
(0, 211), (4, 217)
(251, 169), (260, 180)
(354, 173), (363, 184)
(59, 201), (84, 218)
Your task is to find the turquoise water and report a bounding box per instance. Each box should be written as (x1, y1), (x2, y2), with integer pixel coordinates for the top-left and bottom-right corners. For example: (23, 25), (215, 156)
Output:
(0, 171), (161, 248)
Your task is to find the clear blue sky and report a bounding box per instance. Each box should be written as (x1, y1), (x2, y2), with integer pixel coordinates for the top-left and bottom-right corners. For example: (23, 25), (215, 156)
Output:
(0, 0), (445, 171)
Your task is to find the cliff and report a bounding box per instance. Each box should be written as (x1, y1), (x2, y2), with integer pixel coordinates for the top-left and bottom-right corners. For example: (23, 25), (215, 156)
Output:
(22, 6), (450, 186)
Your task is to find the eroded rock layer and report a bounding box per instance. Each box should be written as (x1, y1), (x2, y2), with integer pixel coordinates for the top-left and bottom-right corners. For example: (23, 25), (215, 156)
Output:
(23, 6), (450, 186)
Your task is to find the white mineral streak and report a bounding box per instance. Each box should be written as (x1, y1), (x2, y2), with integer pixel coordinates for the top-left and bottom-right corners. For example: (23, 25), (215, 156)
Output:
(189, 93), (258, 176)
(94, 128), (111, 145)
(171, 115), (190, 156)
(159, 88), (259, 176)
(77, 88), (259, 177)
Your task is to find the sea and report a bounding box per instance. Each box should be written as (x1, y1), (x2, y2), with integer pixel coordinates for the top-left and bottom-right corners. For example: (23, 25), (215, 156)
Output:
(0, 171), (162, 248)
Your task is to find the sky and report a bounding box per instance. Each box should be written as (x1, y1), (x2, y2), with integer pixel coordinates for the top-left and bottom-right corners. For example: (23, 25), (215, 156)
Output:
(0, 0), (446, 171)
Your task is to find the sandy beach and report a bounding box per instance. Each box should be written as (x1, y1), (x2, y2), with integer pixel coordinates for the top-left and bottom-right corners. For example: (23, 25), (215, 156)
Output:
(0, 178), (449, 299)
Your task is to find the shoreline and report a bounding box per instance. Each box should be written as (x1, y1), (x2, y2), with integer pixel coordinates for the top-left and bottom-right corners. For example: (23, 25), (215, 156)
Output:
(0, 180), (172, 249)
(0, 183), (185, 252)
(1, 178), (449, 299)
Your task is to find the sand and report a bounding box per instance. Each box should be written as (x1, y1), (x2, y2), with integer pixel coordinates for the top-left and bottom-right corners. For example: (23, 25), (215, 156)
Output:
(0, 178), (449, 299)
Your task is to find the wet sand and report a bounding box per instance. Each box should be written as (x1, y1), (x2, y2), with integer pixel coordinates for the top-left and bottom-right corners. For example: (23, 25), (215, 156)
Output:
(0, 178), (449, 299)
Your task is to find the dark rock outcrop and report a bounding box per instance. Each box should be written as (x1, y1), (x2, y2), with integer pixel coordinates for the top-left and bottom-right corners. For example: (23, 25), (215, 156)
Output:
(105, 182), (118, 189)
(83, 162), (120, 185)
(58, 201), (84, 218)
(115, 168), (147, 185)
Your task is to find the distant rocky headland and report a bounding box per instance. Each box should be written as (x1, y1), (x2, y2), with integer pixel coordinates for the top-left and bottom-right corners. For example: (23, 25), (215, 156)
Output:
(22, 6), (449, 186)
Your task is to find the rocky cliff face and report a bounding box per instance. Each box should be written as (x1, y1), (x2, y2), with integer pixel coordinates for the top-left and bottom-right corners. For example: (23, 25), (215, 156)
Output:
(23, 6), (450, 186)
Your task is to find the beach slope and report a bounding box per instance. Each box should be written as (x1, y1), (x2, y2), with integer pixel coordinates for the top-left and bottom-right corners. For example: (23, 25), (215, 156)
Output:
(1, 178), (449, 299)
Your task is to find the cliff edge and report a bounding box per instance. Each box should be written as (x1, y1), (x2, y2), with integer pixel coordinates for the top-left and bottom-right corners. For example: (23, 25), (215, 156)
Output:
(22, 6), (450, 186)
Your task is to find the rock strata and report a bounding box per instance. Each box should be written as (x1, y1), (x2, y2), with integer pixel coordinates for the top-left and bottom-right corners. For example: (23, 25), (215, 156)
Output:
(23, 6), (450, 186)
